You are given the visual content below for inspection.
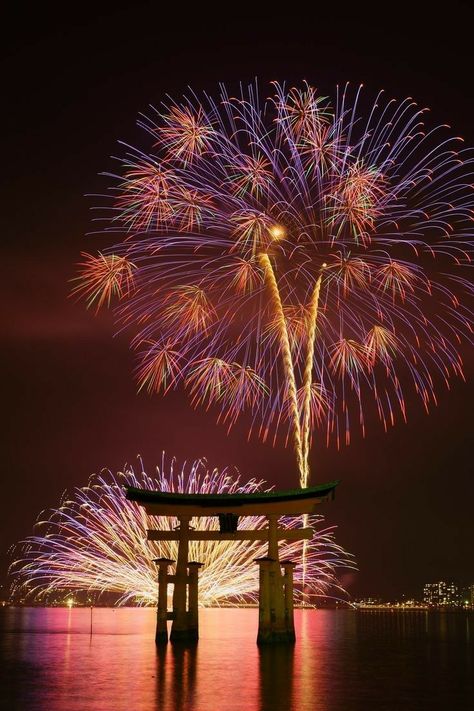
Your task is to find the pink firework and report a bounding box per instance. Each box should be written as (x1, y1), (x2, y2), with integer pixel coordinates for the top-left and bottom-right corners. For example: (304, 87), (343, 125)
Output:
(73, 81), (473, 485)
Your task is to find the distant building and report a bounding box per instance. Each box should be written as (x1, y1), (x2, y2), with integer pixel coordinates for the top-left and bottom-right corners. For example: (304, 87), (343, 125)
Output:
(423, 581), (460, 607)
(462, 583), (474, 607)
(354, 597), (382, 607)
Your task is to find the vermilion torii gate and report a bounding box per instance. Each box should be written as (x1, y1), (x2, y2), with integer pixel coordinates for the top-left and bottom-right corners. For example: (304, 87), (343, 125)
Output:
(126, 482), (338, 644)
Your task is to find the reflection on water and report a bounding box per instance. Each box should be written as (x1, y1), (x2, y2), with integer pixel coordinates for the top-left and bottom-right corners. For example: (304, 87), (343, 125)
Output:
(259, 644), (294, 711)
(0, 608), (472, 710)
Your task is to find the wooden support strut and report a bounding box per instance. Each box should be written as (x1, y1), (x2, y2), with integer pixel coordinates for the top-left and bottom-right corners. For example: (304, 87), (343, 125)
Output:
(169, 516), (192, 642)
(281, 561), (296, 641)
(153, 557), (174, 644)
(255, 557), (272, 639)
(187, 562), (203, 638)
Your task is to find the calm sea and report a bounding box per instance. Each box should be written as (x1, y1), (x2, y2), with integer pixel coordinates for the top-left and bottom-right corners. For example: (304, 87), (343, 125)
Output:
(0, 607), (472, 710)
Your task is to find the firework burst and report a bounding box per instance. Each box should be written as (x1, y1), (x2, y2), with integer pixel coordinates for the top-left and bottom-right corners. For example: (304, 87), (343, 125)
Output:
(9, 458), (355, 606)
(74, 81), (473, 489)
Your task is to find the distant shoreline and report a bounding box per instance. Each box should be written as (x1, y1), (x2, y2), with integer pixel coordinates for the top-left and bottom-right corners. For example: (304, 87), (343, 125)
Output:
(1, 604), (472, 612)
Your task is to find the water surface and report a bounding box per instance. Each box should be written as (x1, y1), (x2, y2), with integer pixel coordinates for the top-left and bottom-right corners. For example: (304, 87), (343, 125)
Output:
(0, 607), (472, 710)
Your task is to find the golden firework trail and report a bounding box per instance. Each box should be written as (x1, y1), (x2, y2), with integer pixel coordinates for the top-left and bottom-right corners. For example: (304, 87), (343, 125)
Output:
(299, 270), (325, 593)
(301, 269), (325, 487)
(259, 251), (305, 483)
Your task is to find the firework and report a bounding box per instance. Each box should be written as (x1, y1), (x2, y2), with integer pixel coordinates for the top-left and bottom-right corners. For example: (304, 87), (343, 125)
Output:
(74, 82), (473, 489)
(73, 252), (136, 312)
(9, 458), (354, 606)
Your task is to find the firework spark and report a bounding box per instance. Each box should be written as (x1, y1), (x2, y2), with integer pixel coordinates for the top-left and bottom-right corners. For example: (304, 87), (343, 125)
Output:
(74, 81), (473, 490)
(9, 458), (355, 606)
(72, 252), (135, 312)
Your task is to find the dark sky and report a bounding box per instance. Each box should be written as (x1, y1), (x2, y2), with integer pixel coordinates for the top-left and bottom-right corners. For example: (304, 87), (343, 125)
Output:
(2, 2), (473, 600)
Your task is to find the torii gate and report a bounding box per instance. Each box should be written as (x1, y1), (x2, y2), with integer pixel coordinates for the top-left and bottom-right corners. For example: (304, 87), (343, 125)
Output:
(126, 482), (338, 644)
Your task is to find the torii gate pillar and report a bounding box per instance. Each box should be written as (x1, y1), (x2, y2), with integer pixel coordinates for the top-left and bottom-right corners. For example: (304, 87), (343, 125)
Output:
(255, 517), (297, 644)
(170, 516), (191, 642)
(153, 557), (174, 643)
(153, 520), (204, 644)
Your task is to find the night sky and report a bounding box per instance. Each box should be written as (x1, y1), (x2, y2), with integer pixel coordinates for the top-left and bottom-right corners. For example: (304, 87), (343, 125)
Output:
(2, 2), (473, 600)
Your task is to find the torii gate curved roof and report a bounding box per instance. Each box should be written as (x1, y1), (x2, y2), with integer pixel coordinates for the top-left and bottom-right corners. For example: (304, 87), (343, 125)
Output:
(126, 481), (339, 516)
